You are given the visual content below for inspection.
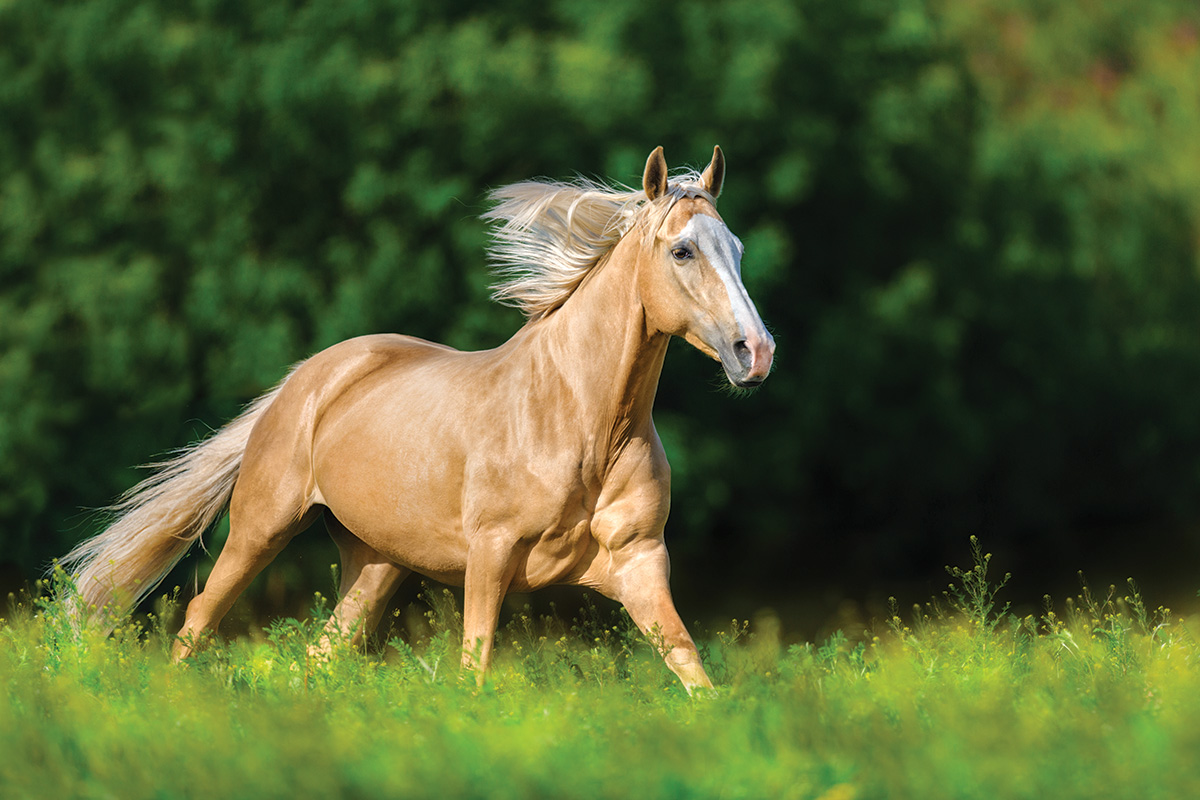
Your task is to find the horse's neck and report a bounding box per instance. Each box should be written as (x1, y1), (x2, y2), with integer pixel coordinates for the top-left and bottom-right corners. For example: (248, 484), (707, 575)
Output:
(528, 242), (667, 439)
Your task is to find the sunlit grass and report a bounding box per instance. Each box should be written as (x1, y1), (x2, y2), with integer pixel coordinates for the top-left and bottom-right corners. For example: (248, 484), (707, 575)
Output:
(3, 541), (1200, 799)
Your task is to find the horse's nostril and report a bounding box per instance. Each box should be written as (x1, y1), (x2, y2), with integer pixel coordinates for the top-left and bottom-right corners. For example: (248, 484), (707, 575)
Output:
(733, 340), (752, 369)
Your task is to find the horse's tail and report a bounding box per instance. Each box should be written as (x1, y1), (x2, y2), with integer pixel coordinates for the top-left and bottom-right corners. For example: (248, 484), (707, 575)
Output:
(59, 380), (289, 630)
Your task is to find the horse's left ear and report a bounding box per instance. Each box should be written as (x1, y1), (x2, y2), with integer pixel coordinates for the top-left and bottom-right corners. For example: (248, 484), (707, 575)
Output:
(700, 145), (725, 199)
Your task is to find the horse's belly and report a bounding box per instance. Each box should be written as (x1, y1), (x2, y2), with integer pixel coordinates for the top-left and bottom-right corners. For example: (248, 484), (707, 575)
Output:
(330, 503), (470, 584)
(378, 535), (470, 587)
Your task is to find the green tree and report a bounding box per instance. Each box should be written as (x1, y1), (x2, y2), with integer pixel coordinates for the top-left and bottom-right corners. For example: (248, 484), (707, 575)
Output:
(3, 0), (1200, 602)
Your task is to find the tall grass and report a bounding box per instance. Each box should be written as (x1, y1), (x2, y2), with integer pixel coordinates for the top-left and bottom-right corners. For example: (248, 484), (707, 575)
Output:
(3, 542), (1199, 799)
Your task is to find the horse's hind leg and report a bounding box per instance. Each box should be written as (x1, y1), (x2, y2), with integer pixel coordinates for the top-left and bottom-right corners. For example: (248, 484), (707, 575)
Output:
(313, 513), (409, 654)
(171, 476), (318, 661)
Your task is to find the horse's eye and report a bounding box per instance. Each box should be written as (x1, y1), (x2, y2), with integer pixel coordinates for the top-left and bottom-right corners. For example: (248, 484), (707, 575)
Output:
(671, 246), (693, 261)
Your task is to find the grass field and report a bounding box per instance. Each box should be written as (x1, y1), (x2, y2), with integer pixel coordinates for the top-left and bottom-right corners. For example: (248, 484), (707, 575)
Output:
(3, 540), (1198, 800)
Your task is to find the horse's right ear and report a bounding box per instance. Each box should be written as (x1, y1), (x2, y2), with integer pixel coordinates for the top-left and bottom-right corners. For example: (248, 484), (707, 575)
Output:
(643, 146), (668, 201)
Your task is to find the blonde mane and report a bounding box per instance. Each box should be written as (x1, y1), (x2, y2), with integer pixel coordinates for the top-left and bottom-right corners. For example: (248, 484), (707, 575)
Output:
(483, 170), (713, 319)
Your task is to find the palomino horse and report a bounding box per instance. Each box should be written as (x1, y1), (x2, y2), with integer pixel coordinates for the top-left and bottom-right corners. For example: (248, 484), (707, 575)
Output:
(62, 146), (775, 691)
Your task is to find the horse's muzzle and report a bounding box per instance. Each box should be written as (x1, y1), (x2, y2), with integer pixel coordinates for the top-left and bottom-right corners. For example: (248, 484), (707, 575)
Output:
(728, 330), (775, 387)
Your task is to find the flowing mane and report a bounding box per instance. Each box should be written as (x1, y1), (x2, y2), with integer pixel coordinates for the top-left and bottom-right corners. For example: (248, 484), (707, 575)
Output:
(483, 170), (713, 319)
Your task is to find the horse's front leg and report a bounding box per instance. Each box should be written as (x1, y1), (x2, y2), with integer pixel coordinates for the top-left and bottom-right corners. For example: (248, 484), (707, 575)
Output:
(461, 534), (521, 684)
(608, 538), (713, 692)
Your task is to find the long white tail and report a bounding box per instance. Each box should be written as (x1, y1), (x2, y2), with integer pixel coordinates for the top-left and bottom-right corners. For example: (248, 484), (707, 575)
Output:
(59, 383), (287, 629)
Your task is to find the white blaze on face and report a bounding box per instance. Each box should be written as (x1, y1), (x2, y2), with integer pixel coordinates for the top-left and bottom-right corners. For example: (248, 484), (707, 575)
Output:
(679, 214), (765, 342)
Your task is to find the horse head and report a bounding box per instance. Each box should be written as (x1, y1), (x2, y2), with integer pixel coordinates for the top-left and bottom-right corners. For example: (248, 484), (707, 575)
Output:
(636, 146), (775, 387)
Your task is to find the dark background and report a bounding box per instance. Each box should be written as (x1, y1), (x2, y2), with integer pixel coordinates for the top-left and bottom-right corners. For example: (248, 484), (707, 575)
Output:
(4, 0), (1200, 637)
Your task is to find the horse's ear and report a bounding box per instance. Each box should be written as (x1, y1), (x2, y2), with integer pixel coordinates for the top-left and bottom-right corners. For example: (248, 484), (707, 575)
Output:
(643, 146), (668, 201)
(700, 145), (725, 199)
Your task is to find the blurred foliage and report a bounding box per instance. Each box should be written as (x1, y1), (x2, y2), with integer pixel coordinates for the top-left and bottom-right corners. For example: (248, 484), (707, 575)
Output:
(2, 0), (1200, 598)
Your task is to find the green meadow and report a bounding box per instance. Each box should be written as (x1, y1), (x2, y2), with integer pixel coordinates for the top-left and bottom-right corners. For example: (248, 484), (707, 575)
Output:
(3, 541), (1198, 800)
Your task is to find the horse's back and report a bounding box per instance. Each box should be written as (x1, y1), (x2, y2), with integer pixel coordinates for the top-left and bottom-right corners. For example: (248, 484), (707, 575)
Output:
(292, 332), (459, 408)
(307, 332), (460, 377)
